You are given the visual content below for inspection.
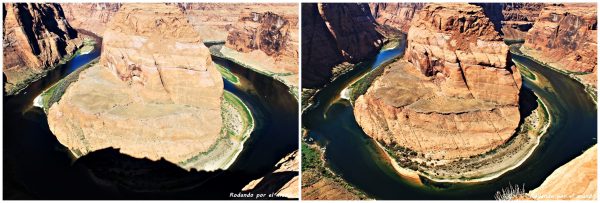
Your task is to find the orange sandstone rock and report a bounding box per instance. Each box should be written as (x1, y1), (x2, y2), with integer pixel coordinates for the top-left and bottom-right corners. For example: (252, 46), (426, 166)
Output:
(3, 3), (83, 94)
(47, 3), (224, 168)
(354, 3), (522, 160)
(521, 4), (597, 88)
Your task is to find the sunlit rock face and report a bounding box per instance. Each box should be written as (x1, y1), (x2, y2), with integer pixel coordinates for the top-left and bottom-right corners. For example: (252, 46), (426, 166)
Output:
(3, 3), (83, 94)
(48, 3), (224, 167)
(354, 3), (522, 160)
(521, 4), (597, 88)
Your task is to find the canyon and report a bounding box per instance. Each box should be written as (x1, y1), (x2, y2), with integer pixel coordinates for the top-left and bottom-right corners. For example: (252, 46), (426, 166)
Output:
(354, 3), (522, 161)
(3, 3), (83, 95)
(520, 3), (597, 89)
(301, 3), (384, 88)
(46, 3), (226, 169)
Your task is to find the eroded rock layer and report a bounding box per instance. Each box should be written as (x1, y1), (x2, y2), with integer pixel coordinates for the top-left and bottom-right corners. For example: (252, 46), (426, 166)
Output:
(47, 3), (224, 166)
(3, 3), (83, 94)
(369, 3), (425, 34)
(474, 3), (544, 40)
(354, 3), (522, 160)
(302, 3), (384, 88)
(225, 11), (298, 74)
(521, 4), (597, 88)
(61, 3), (121, 36)
(528, 145), (597, 200)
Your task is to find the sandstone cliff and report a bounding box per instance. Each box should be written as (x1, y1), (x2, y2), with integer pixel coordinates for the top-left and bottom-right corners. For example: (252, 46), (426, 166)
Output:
(61, 3), (121, 36)
(528, 145), (597, 200)
(47, 4), (224, 168)
(181, 3), (297, 42)
(354, 3), (522, 160)
(3, 3), (83, 94)
(475, 3), (545, 40)
(224, 10), (298, 75)
(521, 4), (597, 88)
(368, 3), (425, 34)
(242, 150), (299, 199)
(302, 3), (384, 88)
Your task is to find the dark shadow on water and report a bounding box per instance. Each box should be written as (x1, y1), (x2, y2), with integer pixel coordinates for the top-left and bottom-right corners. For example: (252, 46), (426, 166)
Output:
(74, 147), (294, 200)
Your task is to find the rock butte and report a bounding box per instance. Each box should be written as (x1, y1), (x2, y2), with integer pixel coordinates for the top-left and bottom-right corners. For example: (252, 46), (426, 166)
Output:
(47, 3), (224, 167)
(3, 3), (83, 94)
(224, 10), (299, 75)
(521, 4), (597, 88)
(528, 145), (597, 200)
(301, 3), (384, 88)
(354, 3), (522, 160)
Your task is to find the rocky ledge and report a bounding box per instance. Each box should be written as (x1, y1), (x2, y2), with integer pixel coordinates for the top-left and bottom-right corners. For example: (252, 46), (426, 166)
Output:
(354, 3), (522, 162)
(3, 3), (83, 95)
(526, 145), (597, 200)
(301, 3), (384, 88)
(47, 4), (231, 170)
(520, 4), (597, 88)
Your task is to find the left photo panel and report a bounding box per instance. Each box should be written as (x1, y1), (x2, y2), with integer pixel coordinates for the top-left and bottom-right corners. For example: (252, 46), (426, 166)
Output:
(3, 3), (299, 200)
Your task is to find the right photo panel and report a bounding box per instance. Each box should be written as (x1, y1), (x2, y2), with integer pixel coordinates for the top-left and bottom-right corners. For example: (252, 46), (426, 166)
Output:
(301, 2), (597, 200)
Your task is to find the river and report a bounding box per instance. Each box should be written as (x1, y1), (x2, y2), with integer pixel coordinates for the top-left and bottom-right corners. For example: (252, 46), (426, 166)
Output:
(302, 37), (597, 199)
(3, 34), (298, 199)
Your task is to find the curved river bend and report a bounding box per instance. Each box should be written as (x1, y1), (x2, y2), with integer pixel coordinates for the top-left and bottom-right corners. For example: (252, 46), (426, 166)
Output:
(302, 37), (597, 199)
(3, 37), (298, 199)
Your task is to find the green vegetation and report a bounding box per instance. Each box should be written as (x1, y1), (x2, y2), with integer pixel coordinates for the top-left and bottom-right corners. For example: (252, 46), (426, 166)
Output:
(346, 57), (399, 103)
(78, 38), (96, 54)
(381, 39), (401, 51)
(221, 90), (253, 139)
(40, 59), (99, 112)
(503, 38), (525, 45)
(514, 61), (536, 80)
(301, 142), (321, 171)
(215, 63), (240, 84)
(178, 90), (254, 168)
(302, 142), (370, 199)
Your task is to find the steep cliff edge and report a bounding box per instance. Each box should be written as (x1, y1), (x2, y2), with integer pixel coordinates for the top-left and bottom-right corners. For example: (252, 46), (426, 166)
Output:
(61, 3), (121, 36)
(219, 10), (299, 89)
(354, 3), (522, 161)
(368, 3), (425, 34)
(520, 4), (597, 88)
(242, 150), (299, 199)
(527, 145), (597, 200)
(475, 3), (544, 40)
(3, 3), (83, 95)
(47, 4), (226, 170)
(302, 3), (384, 88)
